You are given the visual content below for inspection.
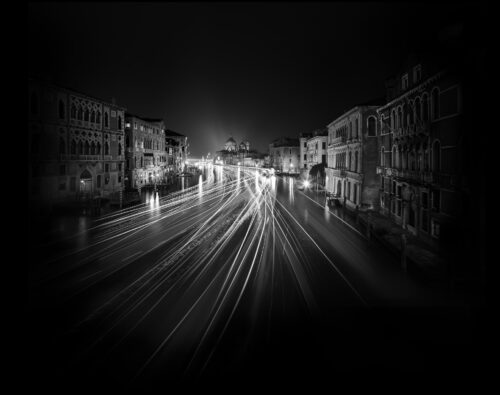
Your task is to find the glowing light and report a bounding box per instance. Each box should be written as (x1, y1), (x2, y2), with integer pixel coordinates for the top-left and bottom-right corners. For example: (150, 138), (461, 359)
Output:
(304, 180), (310, 188)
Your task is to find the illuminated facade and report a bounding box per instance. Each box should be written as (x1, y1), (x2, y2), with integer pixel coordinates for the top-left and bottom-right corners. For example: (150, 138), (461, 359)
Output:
(165, 130), (189, 172)
(325, 102), (383, 210)
(29, 78), (126, 208)
(268, 137), (300, 174)
(124, 114), (166, 188)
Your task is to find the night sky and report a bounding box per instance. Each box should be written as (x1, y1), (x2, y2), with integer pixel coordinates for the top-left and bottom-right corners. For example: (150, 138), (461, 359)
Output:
(28, 2), (469, 157)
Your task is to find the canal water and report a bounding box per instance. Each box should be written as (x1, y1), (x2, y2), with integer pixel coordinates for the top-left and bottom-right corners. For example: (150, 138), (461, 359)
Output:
(29, 171), (206, 251)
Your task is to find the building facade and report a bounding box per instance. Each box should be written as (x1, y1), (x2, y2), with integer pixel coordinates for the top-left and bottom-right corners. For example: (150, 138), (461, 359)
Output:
(124, 114), (166, 189)
(299, 132), (312, 174)
(326, 103), (382, 210)
(305, 128), (328, 171)
(376, 58), (463, 245)
(165, 130), (189, 172)
(269, 137), (300, 174)
(29, 79), (126, 208)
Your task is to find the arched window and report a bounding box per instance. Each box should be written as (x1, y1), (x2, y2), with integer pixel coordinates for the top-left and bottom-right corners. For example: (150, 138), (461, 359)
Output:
(409, 101), (414, 125)
(349, 122), (352, 139)
(392, 146), (397, 168)
(126, 135), (130, 147)
(409, 150), (415, 170)
(96, 111), (101, 124)
(432, 140), (441, 172)
(84, 108), (89, 122)
(105, 142), (109, 155)
(118, 116), (122, 130)
(402, 103), (407, 128)
(71, 104), (77, 119)
(380, 147), (385, 167)
(91, 110), (95, 123)
(71, 140), (76, 155)
(398, 145), (403, 170)
(78, 140), (83, 155)
(354, 151), (359, 172)
(368, 116), (376, 136)
(348, 151), (352, 170)
(97, 175), (102, 188)
(431, 88), (440, 120)
(118, 143), (122, 156)
(104, 112), (109, 128)
(391, 110), (395, 131)
(397, 107), (402, 129)
(59, 137), (66, 154)
(91, 141), (96, 155)
(84, 140), (90, 155)
(422, 94), (429, 121)
(415, 98), (421, 122)
(354, 119), (358, 138)
(96, 142), (101, 155)
(77, 106), (83, 121)
(59, 100), (65, 119)
(30, 91), (38, 115)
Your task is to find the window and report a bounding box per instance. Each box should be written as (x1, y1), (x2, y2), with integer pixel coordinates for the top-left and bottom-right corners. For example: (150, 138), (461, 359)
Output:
(58, 100), (65, 119)
(78, 140), (83, 155)
(432, 189), (441, 212)
(392, 146), (396, 168)
(380, 147), (385, 166)
(91, 110), (95, 123)
(105, 176), (109, 185)
(322, 142), (326, 149)
(105, 142), (109, 155)
(134, 122), (137, 130)
(368, 116), (376, 136)
(96, 142), (101, 155)
(118, 163), (122, 172)
(354, 119), (358, 138)
(71, 140), (76, 155)
(59, 180), (66, 191)
(91, 142), (96, 155)
(402, 73), (409, 90)
(97, 175), (101, 188)
(71, 104), (77, 119)
(118, 116), (122, 130)
(105, 163), (109, 172)
(97, 111), (101, 124)
(415, 98), (421, 122)
(118, 143), (122, 156)
(431, 88), (440, 120)
(104, 112), (109, 128)
(413, 65), (422, 83)
(431, 218), (440, 238)
(348, 152), (352, 170)
(78, 106), (83, 121)
(59, 165), (66, 175)
(84, 108), (89, 122)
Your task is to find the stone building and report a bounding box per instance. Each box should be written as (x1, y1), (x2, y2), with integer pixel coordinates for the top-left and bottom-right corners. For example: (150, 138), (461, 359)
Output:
(29, 78), (126, 209)
(215, 137), (255, 166)
(165, 130), (189, 172)
(299, 132), (312, 174)
(305, 128), (328, 170)
(268, 137), (300, 174)
(376, 54), (464, 246)
(124, 114), (166, 189)
(325, 101), (384, 210)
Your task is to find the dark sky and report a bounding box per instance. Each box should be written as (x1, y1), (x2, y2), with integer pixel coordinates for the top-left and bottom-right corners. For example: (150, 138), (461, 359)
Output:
(28, 2), (469, 157)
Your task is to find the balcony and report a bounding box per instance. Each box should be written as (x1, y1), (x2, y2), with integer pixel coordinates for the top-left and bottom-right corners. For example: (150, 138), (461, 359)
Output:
(345, 170), (363, 181)
(330, 136), (346, 145)
(331, 168), (347, 177)
(60, 154), (101, 161)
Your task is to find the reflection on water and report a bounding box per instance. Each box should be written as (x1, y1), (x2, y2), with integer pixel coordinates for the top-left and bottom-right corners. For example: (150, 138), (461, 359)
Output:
(198, 174), (203, 201)
(324, 199), (331, 221)
(288, 176), (294, 204)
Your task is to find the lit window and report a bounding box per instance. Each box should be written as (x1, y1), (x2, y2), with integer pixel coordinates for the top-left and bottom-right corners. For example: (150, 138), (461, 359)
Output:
(402, 74), (409, 90)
